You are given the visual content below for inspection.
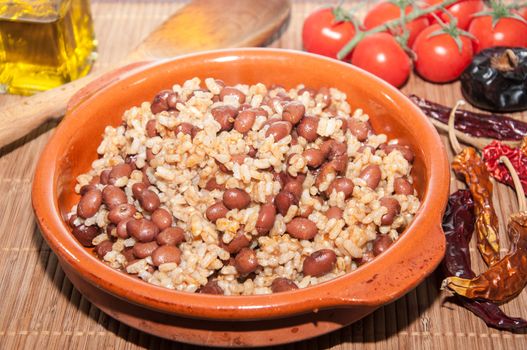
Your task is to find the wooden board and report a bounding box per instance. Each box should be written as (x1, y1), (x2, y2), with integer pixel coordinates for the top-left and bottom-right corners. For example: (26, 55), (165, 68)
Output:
(1, 1), (526, 349)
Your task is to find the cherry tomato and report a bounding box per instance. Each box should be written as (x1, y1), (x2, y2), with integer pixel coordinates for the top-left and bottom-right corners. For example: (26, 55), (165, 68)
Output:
(363, 2), (429, 47)
(351, 33), (411, 88)
(412, 24), (474, 83)
(469, 16), (527, 53)
(518, 7), (527, 21)
(302, 8), (356, 59)
(424, 0), (484, 30)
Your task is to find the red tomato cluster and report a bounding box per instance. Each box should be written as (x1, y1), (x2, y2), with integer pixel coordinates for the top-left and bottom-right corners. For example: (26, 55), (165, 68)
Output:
(302, 1), (527, 87)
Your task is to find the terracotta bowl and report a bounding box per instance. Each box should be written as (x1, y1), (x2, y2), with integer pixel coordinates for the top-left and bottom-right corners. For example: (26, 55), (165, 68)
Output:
(32, 48), (450, 347)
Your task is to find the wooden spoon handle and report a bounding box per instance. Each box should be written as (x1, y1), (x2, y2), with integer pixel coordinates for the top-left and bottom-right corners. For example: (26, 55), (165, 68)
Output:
(0, 69), (107, 149)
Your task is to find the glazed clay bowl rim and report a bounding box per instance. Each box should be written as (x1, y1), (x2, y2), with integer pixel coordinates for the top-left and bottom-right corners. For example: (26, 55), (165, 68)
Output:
(33, 48), (449, 321)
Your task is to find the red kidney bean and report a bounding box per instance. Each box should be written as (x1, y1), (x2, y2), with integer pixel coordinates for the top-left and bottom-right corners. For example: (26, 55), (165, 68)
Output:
(89, 175), (101, 186)
(139, 190), (161, 213)
(275, 91), (292, 101)
(205, 177), (226, 191)
(108, 163), (133, 185)
(79, 184), (97, 196)
(151, 208), (173, 230)
(133, 241), (159, 259)
(146, 119), (158, 137)
(379, 197), (401, 225)
(256, 203), (276, 235)
(325, 207), (343, 220)
(286, 217), (318, 240)
(221, 231), (251, 254)
(234, 109), (256, 133)
(106, 223), (116, 236)
(174, 122), (195, 137)
(234, 248), (259, 274)
(199, 280), (224, 295)
(296, 116), (319, 142)
(337, 117), (348, 132)
(347, 119), (371, 142)
(383, 144), (415, 163)
(265, 121), (292, 142)
(206, 201), (229, 223)
(166, 92), (181, 110)
(302, 249), (337, 277)
(211, 105), (237, 131)
(274, 190), (297, 216)
(150, 90), (172, 114)
(327, 178), (354, 199)
(77, 189), (102, 219)
(271, 277), (299, 293)
(95, 240), (113, 258)
(102, 185), (127, 210)
(253, 107), (268, 118)
(219, 87), (246, 104)
(132, 182), (147, 199)
(157, 227), (185, 246)
(394, 177), (414, 195)
(282, 101), (305, 125)
(284, 181), (303, 200)
(100, 169), (110, 185)
(223, 189), (251, 210)
(146, 148), (155, 163)
(72, 225), (99, 247)
(318, 87), (331, 106)
(356, 250), (375, 266)
(127, 219), (159, 242)
(298, 87), (316, 97)
(315, 162), (337, 188)
(359, 165), (382, 189)
(321, 140), (348, 173)
(108, 203), (136, 224)
(303, 148), (324, 168)
(239, 103), (252, 111)
(116, 218), (131, 239)
(248, 145), (257, 157)
(262, 117), (282, 129)
(152, 245), (182, 266)
(357, 145), (376, 154)
(300, 205), (314, 218)
(373, 235), (393, 256)
(215, 159), (230, 173)
(121, 247), (135, 262)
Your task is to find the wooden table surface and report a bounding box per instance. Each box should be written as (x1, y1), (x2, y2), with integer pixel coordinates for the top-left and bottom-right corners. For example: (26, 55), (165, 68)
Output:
(1, 1), (526, 349)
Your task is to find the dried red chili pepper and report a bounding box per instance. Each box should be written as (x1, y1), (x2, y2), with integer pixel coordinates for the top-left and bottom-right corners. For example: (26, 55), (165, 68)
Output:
(444, 156), (527, 303)
(442, 190), (527, 330)
(482, 139), (527, 193)
(409, 95), (527, 141)
(448, 101), (500, 267)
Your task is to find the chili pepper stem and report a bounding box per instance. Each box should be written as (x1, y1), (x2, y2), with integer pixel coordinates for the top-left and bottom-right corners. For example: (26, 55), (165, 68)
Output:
(499, 156), (527, 212)
(448, 100), (466, 154)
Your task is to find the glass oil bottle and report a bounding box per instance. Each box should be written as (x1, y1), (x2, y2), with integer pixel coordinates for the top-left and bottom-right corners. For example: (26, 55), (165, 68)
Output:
(0, 0), (97, 95)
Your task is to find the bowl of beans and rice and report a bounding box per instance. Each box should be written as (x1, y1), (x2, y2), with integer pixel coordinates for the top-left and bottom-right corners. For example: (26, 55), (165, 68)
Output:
(32, 49), (450, 347)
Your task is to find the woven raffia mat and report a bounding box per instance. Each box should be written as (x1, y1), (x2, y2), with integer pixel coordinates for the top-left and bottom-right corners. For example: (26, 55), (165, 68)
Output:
(1, 0), (526, 349)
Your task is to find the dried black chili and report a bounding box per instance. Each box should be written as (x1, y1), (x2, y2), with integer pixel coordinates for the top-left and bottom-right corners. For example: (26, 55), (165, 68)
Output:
(461, 47), (527, 113)
(442, 190), (527, 331)
(409, 95), (527, 141)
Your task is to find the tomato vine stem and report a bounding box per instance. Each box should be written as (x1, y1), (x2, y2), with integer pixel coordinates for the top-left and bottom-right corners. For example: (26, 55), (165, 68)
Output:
(337, 0), (458, 60)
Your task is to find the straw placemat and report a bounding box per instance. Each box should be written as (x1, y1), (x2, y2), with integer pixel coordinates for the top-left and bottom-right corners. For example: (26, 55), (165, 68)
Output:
(1, 0), (526, 349)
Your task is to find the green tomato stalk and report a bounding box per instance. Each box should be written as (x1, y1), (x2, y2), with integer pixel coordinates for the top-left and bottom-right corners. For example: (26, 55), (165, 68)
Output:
(337, 0), (459, 60)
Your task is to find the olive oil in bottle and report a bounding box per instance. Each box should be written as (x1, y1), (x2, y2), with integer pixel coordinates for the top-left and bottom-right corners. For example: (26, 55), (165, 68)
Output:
(0, 0), (97, 95)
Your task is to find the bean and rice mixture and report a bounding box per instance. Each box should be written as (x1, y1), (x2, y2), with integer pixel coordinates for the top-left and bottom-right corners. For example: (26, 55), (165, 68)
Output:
(67, 77), (420, 295)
